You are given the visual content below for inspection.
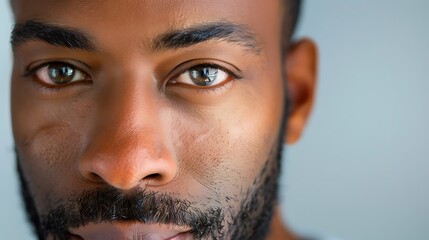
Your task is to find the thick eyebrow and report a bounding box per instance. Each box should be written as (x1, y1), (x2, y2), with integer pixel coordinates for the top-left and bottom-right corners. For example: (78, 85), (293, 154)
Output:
(10, 20), (96, 51)
(152, 21), (261, 54)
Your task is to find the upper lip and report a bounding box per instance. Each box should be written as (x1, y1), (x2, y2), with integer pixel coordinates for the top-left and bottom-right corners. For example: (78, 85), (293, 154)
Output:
(69, 222), (192, 240)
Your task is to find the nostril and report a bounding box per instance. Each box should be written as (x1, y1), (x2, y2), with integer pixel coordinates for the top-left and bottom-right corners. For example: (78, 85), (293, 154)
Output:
(143, 173), (162, 181)
(88, 172), (104, 183)
(78, 145), (177, 188)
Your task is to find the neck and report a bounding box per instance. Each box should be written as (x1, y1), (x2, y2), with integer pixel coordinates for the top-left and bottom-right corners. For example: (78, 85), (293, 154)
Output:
(266, 205), (298, 240)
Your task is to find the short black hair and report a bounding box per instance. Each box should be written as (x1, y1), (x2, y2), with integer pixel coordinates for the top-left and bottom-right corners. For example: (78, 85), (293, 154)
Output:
(283, 0), (302, 47)
(289, 0), (302, 37)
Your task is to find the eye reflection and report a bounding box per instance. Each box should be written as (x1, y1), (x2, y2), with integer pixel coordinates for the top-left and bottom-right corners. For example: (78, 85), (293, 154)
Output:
(189, 66), (218, 86)
(175, 65), (229, 87)
(34, 63), (87, 86)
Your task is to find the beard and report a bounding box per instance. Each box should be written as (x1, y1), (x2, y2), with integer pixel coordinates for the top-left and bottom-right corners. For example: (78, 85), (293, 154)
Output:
(17, 140), (284, 240)
(16, 104), (288, 240)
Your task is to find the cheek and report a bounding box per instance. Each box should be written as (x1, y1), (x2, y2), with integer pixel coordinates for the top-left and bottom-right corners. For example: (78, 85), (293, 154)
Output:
(16, 124), (82, 211)
(169, 80), (283, 201)
(12, 87), (90, 210)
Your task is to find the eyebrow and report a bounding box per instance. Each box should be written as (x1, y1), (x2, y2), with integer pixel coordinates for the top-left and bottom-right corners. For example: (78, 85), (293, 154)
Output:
(152, 21), (261, 54)
(10, 20), (261, 54)
(11, 20), (96, 51)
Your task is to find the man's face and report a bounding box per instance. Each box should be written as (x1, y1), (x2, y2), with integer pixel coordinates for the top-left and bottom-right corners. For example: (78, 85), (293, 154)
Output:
(10, 0), (303, 239)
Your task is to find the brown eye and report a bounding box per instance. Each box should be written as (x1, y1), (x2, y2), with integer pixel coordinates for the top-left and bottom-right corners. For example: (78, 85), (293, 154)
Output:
(173, 65), (229, 87)
(189, 66), (219, 86)
(34, 63), (87, 85)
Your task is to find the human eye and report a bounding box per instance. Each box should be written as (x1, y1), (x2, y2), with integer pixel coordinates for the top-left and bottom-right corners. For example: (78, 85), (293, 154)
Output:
(170, 64), (240, 88)
(25, 61), (91, 87)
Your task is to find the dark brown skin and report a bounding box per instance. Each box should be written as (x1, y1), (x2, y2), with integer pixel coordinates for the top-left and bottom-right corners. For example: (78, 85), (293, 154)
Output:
(11, 0), (317, 239)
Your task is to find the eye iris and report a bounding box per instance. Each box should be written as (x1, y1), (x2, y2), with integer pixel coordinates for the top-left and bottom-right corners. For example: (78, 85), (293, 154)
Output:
(189, 66), (218, 86)
(48, 64), (76, 84)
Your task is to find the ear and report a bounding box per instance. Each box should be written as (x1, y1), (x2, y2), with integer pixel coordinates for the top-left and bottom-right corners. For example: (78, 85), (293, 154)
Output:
(284, 38), (318, 144)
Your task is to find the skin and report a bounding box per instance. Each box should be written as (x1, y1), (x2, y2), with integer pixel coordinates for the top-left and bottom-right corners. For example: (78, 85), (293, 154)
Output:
(10, 0), (317, 239)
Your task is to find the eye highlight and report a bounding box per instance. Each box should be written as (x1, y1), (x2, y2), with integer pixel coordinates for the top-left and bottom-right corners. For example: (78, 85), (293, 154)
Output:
(170, 64), (238, 88)
(26, 62), (90, 87)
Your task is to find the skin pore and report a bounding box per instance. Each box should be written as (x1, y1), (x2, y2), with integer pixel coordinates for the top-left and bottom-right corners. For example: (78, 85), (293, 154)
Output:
(10, 0), (317, 239)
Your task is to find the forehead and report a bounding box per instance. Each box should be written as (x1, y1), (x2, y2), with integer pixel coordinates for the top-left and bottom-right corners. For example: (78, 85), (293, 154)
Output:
(12, 0), (281, 19)
(11, 0), (283, 50)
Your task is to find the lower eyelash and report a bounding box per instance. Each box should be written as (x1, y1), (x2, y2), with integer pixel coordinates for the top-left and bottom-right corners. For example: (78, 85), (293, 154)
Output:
(33, 81), (63, 96)
(29, 77), (92, 97)
(193, 80), (233, 95)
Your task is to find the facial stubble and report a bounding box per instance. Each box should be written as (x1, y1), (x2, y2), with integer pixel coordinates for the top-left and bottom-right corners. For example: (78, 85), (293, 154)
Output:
(16, 105), (287, 240)
(17, 136), (284, 240)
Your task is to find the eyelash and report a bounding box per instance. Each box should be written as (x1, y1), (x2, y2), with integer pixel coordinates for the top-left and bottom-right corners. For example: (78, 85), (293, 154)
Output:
(24, 61), (81, 78)
(24, 61), (243, 93)
(180, 63), (242, 79)
(22, 61), (89, 95)
(169, 63), (242, 88)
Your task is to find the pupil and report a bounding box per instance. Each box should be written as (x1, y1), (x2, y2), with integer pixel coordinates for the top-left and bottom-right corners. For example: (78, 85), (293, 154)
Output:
(190, 66), (218, 86)
(48, 64), (75, 84)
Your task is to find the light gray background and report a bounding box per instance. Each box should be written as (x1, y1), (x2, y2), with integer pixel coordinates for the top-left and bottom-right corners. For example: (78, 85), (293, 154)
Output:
(1, 1), (428, 240)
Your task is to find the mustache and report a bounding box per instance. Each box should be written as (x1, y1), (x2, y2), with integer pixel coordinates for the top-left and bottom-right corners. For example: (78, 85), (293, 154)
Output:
(41, 187), (224, 239)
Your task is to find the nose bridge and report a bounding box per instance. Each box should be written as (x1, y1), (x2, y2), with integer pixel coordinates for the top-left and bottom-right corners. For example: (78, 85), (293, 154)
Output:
(100, 70), (157, 137)
(78, 68), (177, 190)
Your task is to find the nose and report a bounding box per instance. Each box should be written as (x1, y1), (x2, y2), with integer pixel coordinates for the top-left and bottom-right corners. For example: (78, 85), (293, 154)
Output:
(78, 77), (177, 190)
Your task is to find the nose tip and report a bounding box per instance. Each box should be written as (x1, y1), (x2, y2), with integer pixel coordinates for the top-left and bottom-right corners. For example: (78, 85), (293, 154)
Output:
(76, 69), (178, 190)
(78, 137), (178, 190)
